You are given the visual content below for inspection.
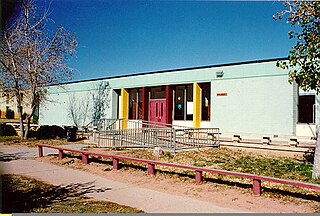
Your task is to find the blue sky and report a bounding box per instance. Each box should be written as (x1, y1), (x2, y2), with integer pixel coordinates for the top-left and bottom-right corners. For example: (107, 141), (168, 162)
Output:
(40, 0), (294, 81)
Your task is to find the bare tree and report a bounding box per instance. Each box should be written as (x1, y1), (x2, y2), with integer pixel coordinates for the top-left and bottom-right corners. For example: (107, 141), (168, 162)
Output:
(0, 0), (77, 139)
(67, 92), (90, 126)
(66, 81), (109, 127)
(91, 81), (110, 126)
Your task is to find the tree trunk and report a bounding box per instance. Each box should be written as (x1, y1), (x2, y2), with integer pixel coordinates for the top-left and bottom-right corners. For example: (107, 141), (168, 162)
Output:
(24, 115), (31, 139)
(23, 105), (37, 139)
(17, 105), (25, 140)
(312, 126), (320, 179)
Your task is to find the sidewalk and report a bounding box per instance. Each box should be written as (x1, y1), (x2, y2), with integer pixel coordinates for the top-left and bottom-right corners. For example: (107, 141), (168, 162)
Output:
(0, 145), (250, 213)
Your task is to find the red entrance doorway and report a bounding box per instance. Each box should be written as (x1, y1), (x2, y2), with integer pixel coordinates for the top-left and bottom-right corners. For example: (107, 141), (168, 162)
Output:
(149, 99), (167, 124)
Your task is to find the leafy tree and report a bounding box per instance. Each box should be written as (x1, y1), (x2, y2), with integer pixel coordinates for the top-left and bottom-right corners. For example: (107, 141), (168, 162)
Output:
(0, 0), (77, 139)
(274, 1), (320, 179)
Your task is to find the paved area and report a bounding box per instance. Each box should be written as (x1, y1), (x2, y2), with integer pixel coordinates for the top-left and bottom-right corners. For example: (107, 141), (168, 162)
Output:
(0, 145), (250, 213)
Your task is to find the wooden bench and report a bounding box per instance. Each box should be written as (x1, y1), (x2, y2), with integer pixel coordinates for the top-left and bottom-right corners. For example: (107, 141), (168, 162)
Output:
(37, 144), (320, 197)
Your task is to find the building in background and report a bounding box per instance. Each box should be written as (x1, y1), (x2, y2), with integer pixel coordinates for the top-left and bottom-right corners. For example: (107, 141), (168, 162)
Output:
(39, 58), (318, 138)
(0, 92), (39, 123)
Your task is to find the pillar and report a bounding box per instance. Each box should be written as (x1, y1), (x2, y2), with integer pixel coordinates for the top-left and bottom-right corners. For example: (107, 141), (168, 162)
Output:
(120, 88), (129, 129)
(193, 83), (201, 128)
(195, 170), (203, 184)
(82, 153), (89, 164)
(166, 85), (173, 125)
(141, 87), (149, 122)
(58, 150), (64, 160)
(113, 158), (119, 170)
(148, 163), (155, 175)
(38, 146), (43, 157)
(252, 179), (261, 196)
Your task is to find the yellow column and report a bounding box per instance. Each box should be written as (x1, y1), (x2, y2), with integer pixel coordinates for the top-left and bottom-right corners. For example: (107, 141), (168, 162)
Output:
(14, 110), (19, 119)
(193, 82), (201, 128)
(120, 88), (129, 129)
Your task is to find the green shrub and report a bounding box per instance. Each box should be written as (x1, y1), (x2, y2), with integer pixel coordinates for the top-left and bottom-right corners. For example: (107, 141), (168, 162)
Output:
(27, 130), (38, 138)
(161, 151), (174, 159)
(37, 125), (66, 140)
(0, 123), (17, 136)
(5, 109), (14, 119)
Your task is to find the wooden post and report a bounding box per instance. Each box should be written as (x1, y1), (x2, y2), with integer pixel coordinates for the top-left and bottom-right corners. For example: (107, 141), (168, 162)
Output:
(82, 153), (89, 164)
(113, 158), (119, 170)
(148, 163), (155, 175)
(253, 179), (261, 196)
(165, 85), (173, 125)
(141, 87), (149, 123)
(38, 146), (43, 157)
(195, 170), (203, 184)
(58, 150), (64, 160)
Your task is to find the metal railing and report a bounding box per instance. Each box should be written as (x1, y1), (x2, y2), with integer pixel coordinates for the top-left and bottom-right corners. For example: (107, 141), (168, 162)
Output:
(96, 119), (220, 152)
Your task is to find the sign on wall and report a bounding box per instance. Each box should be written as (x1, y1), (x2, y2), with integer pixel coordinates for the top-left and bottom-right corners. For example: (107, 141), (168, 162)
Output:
(187, 101), (193, 114)
(216, 92), (228, 97)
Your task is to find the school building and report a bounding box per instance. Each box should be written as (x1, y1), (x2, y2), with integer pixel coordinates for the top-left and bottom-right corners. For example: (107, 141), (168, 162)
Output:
(39, 58), (318, 139)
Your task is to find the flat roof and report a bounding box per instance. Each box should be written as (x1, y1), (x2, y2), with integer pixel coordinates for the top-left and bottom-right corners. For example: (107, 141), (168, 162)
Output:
(60, 57), (288, 86)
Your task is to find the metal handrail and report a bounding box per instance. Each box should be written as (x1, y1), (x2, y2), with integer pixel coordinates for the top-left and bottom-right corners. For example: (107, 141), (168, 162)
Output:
(96, 118), (220, 152)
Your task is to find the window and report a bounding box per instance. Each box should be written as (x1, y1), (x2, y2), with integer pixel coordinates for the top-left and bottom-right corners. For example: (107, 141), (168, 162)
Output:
(129, 89), (137, 119)
(150, 86), (166, 99)
(174, 86), (185, 120)
(201, 83), (211, 121)
(129, 88), (142, 120)
(298, 95), (315, 123)
(186, 85), (193, 120)
(138, 89), (142, 119)
(174, 84), (193, 120)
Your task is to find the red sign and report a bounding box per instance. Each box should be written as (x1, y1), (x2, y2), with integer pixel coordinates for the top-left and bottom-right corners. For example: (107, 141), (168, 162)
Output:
(217, 93), (227, 96)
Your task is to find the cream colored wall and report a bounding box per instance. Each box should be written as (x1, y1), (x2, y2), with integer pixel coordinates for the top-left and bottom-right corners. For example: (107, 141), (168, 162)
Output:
(296, 123), (316, 138)
(0, 93), (32, 119)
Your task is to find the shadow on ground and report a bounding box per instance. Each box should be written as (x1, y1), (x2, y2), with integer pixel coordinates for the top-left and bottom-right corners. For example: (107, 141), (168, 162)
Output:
(0, 152), (31, 161)
(1, 175), (111, 213)
(47, 152), (320, 203)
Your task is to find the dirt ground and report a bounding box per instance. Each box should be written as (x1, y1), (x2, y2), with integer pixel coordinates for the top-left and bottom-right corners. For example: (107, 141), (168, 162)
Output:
(35, 149), (320, 213)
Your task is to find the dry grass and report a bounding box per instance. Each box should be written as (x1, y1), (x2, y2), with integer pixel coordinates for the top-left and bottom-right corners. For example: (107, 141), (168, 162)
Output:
(1, 174), (144, 213)
(0, 136), (84, 147)
(98, 147), (317, 183)
(44, 146), (320, 204)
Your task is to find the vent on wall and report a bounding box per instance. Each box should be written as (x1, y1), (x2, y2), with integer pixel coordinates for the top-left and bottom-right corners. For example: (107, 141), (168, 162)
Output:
(216, 70), (224, 78)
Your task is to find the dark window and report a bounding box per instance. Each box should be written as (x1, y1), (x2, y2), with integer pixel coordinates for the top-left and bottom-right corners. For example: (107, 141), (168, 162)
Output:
(129, 88), (143, 120)
(186, 84), (193, 120)
(174, 86), (185, 120)
(298, 95), (315, 123)
(174, 84), (193, 120)
(201, 83), (211, 121)
(161, 102), (163, 116)
(150, 86), (166, 99)
(129, 89), (137, 119)
(138, 88), (142, 119)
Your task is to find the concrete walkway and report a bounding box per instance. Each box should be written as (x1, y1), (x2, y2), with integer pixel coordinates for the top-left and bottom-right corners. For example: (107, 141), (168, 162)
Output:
(0, 145), (250, 213)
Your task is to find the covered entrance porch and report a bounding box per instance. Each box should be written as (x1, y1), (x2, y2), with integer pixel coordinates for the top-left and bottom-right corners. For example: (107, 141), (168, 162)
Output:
(118, 83), (211, 129)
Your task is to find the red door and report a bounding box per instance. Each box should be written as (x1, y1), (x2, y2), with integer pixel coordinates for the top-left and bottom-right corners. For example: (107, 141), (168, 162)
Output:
(149, 99), (167, 124)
